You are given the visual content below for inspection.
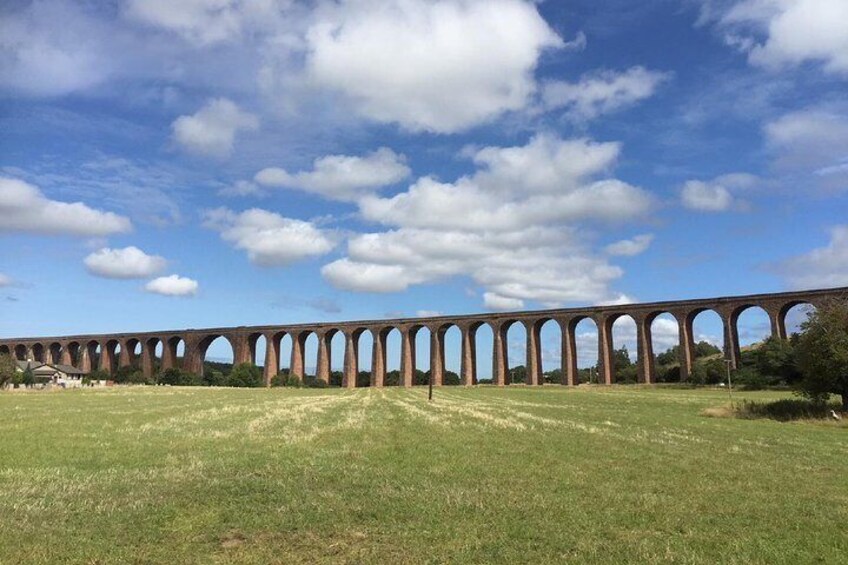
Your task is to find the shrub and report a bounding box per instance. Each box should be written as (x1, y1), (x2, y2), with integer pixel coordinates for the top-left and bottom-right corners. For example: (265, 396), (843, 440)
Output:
(356, 371), (371, 388)
(443, 371), (461, 386)
(227, 363), (263, 388)
(736, 398), (842, 422)
(329, 371), (343, 387)
(384, 370), (401, 386)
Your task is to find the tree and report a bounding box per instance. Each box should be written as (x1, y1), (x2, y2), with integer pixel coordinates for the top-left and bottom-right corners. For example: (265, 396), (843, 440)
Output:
(22, 367), (35, 387)
(508, 365), (526, 384)
(752, 337), (801, 384)
(227, 363), (263, 388)
(0, 353), (16, 388)
(443, 370), (461, 386)
(613, 346), (637, 383)
(795, 299), (848, 410)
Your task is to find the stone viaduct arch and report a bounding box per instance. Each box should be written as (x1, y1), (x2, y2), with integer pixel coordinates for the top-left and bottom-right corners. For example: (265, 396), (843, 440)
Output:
(1, 287), (844, 387)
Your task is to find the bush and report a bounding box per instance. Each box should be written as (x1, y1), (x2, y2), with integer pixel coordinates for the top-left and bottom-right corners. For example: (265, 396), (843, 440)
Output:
(736, 398), (842, 421)
(356, 371), (371, 388)
(227, 363), (263, 388)
(329, 371), (343, 387)
(302, 375), (328, 388)
(656, 365), (681, 383)
(203, 370), (228, 387)
(157, 368), (202, 386)
(443, 371), (461, 386)
(384, 370), (401, 386)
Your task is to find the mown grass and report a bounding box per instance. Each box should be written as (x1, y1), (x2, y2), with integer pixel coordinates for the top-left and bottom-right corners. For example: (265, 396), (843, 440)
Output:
(0, 386), (846, 564)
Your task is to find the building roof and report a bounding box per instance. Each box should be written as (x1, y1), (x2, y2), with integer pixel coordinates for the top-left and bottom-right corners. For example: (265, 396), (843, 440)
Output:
(15, 360), (41, 372)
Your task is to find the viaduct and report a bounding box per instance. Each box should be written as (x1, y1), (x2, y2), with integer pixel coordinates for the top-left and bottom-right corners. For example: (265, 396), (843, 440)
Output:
(1, 287), (844, 387)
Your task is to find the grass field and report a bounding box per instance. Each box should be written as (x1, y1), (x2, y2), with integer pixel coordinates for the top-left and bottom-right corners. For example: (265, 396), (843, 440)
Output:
(1, 386), (846, 564)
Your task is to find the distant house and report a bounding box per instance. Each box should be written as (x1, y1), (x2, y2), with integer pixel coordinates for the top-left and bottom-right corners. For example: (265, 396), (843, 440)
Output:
(15, 361), (90, 388)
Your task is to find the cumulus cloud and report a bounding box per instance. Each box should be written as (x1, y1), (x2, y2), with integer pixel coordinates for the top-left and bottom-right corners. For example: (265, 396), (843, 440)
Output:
(680, 173), (758, 211)
(144, 274), (199, 297)
(605, 234), (655, 257)
(773, 225), (848, 289)
(542, 66), (669, 120)
(484, 292), (525, 311)
(322, 134), (653, 307)
(721, 0), (848, 74)
(254, 148), (410, 201)
(304, 0), (563, 133)
(203, 207), (336, 266)
(681, 180), (734, 211)
(0, 1), (116, 96)
(171, 98), (258, 158)
(358, 135), (651, 232)
(83, 246), (167, 279)
(764, 107), (848, 184)
(0, 177), (132, 236)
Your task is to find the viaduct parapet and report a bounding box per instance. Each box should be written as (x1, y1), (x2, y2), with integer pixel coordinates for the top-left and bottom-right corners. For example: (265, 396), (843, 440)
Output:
(2, 287), (844, 387)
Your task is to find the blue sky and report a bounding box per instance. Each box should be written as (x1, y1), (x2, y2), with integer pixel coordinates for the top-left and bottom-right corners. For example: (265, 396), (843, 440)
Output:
(1, 0), (847, 368)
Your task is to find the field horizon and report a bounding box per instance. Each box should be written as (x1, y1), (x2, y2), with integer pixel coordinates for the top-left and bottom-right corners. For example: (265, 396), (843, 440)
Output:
(1, 385), (846, 563)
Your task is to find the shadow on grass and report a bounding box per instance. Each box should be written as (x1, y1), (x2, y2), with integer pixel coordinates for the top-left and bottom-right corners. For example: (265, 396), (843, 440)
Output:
(703, 398), (847, 425)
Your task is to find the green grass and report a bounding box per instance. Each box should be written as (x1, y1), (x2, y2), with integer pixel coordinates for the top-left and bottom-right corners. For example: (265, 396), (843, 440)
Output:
(1, 386), (846, 564)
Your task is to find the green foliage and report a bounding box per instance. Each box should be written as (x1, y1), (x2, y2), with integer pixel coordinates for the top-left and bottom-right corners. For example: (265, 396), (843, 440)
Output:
(157, 368), (202, 386)
(657, 342), (720, 366)
(227, 363), (263, 388)
(543, 368), (561, 384)
(509, 365), (526, 384)
(329, 371), (343, 387)
(384, 370), (401, 386)
(22, 368), (35, 387)
(734, 398), (843, 421)
(356, 371), (371, 388)
(204, 360), (233, 376)
(112, 366), (145, 384)
(443, 370), (461, 386)
(88, 369), (111, 383)
(412, 369), (428, 386)
(795, 298), (848, 410)
(0, 354), (16, 388)
(690, 358), (726, 385)
(656, 365), (681, 383)
(203, 370), (228, 387)
(302, 375), (328, 388)
(613, 346), (637, 384)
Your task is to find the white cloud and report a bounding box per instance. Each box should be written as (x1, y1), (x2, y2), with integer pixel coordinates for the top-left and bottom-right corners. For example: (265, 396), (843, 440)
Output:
(764, 107), (848, 173)
(304, 0), (563, 133)
(359, 134), (651, 232)
(0, 1), (116, 97)
(774, 225), (848, 289)
(680, 173), (757, 212)
(681, 180), (734, 211)
(484, 292), (524, 311)
(416, 310), (443, 318)
(542, 66), (669, 120)
(124, 0), (290, 46)
(254, 148), (410, 201)
(322, 134), (652, 307)
(171, 98), (258, 158)
(144, 274), (199, 297)
(83, 246), (167, 279)
(0, 176), (132, 236)
(605, 234), (654, 257)
(203, 207), (336, 266)
(722, 0), (848, 74)
(0, 274), (11, 287)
